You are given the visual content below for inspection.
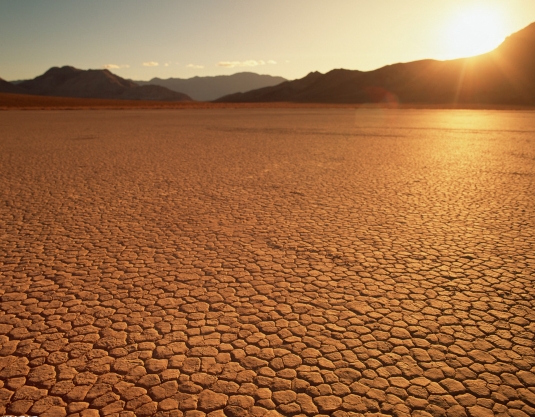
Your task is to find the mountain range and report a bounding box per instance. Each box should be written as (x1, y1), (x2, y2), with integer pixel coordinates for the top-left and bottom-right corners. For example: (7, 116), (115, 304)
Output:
(217, 22), (535, 106)
(0, 67), (192, 101)
(2, 21), (535, 106)
(134, 72), (287, 101)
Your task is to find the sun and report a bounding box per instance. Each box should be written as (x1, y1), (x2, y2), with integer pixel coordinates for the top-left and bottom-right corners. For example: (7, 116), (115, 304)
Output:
(442, 6), (507, 59)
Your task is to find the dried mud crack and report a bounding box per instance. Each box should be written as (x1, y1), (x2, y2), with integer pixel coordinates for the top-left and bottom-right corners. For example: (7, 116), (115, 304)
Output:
(0, 109), (534, 417)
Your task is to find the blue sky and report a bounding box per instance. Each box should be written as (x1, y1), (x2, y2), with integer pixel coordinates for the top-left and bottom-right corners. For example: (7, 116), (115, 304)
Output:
(1, 0), (535, 81)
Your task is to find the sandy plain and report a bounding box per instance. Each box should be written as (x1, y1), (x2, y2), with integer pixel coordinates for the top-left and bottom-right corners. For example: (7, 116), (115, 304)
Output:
(0, 108), (534, 417)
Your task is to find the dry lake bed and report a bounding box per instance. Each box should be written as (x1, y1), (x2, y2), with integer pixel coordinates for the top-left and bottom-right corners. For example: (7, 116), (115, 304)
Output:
(0, 108), (534, 417)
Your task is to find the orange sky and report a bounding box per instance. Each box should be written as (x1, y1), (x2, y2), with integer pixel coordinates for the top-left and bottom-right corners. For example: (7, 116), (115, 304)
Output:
(1, 0), (535, 81)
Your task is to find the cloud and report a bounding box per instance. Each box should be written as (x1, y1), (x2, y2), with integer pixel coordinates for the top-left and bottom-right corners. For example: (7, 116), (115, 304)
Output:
(103, 64), (129, 69)
(217, 59), (276, 68)
(143, 61), (159, 67)
(187, 64), (204, 69)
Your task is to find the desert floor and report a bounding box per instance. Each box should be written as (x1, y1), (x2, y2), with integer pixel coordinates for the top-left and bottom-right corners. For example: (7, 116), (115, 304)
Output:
(0, 109), (534, 417)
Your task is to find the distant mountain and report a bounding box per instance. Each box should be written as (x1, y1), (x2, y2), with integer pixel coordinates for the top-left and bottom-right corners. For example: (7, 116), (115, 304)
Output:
(135, 72), (287, 101)
(217, 22), (535, 106)
(15, 66), (192, 101)
(0, 77), (29, 94)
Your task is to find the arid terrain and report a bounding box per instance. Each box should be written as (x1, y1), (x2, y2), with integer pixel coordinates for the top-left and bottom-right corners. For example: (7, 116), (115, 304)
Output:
(0, 93), (361, 110)
(0, 109), (534, 417)
(2, 93), (534, 111)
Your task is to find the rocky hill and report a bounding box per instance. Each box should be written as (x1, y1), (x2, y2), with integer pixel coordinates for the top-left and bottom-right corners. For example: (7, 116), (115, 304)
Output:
(0, 77), (29, 94)
(12, 66), (192, 101)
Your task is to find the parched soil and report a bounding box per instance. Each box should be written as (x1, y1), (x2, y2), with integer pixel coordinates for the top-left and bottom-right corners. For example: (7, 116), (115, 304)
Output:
(0, 109), (534, 417)
(0, 93), (360, 110)
(2, 92), (535, 111)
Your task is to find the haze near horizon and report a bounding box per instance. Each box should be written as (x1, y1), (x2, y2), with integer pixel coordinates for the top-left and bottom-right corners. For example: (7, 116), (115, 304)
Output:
(1, 0), (535, 82)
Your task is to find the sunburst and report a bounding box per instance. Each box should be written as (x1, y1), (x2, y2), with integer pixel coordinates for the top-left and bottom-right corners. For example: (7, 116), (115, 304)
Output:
(443, 6), (507, 59)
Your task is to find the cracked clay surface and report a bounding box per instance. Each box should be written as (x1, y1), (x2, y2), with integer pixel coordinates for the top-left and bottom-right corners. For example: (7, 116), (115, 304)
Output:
(0, 109), (534, 417)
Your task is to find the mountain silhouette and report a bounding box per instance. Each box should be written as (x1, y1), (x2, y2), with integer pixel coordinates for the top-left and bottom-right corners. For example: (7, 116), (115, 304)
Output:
(0, 77), (29, 94)
(135, 72), (287, 101)
(15, 66), (192, 101)
(217, 22), (535, 105)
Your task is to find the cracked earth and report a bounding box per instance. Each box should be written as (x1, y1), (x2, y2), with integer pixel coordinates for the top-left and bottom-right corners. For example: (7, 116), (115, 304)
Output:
(0, 109), (534, 417)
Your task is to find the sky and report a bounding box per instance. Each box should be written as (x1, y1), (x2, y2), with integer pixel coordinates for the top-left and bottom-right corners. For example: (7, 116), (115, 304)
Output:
(1, 0), (535, 82)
